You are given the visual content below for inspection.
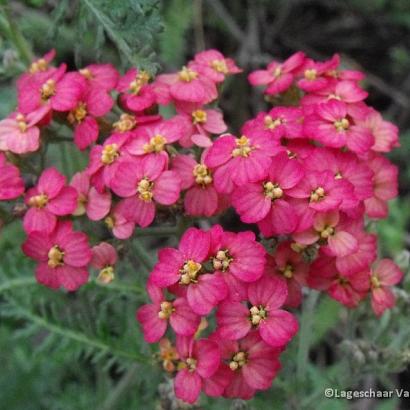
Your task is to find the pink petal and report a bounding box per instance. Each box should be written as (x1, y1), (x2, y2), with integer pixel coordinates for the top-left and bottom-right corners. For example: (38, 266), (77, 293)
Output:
(153, 170), (181, 205)
(179, 227), (210, 261)
(327, 230), (358, 257)
(87, 188), (111, 220)
(248, 275), (288, 310)
(204, 135), (236, 167)
(23, 207), (56, 234)
(259, 309), (298, 347)
(170, 298), (201, 336)
(184, 185), (218, 217)
(38, 167), (65, 198)
(136, 303), (167, 343)
(74, 116), (99, 150)
(47, 186), (78, 215)
(57, 265), (89, 291)
(174, 369), (201, 404)
(216, 301), (251, 340)
(195, 339), (221, 378)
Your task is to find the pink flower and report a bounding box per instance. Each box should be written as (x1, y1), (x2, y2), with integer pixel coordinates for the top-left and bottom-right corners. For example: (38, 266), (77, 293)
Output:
(24, 168), (78, 234)
(172, 155), (219, 217)
(117, 68), (156, 112)
(79, 63), (119, 91)
(173, 336), (221, 404)
(370, 259), (402, 316)
(209, 225), (266, 300)
(18, 64), (85, 114)
(304, 100), (374, 154)
(308, 255), (370, 308)
(177, 108), (227, 148)
(242, 107), (304, 141)
(137, 281), (200, 343)
(296, 56), (337, 92)
(67, 86), (114, 150)
(231, 152), (304, 235)
(204, 133), (280, 194)
(87, 132), (132, 193)
(0, 106), (49, 154)
(91, 242), (117, 284)
(104, 201), (135, 240)
(216, 275), (298, 348)
(211, 331), (281, 399)
(125, 117), (185, 159)
(110, 155), (181, 228)
(357, 109), (399, 153)
(22, 220), (92, 291)
(248, 51), (305, 95)
(270, 243), (309, 308)
(364, 154), (398, 219)
(156, 66), (217, 104)
(292, 211), (359, 257)
(70, 171), (111, 221)
(0, 153), (25, 200)
(192, 49), (242, 83)
(150, 227), (228, 315)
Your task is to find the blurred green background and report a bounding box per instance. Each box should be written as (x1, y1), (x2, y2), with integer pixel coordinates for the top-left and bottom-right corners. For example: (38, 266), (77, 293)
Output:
(1, 0), (410, 409)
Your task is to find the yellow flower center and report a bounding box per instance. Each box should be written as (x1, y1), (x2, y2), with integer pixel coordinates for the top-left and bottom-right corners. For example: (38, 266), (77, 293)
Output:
(335, 172), (343, 180)
(264, 115), (282, 130)
(211, 59), (228, 73)
(79, 68), (93, 80)
(29, 58), (48, 74)
(101, 144), (119, 165)
(137, 178), (154, 202)
(97, 266), (115, 284)
(232, 135), (252, 157)
(129, 70), (150, 94)
(143, 134), (167, 153)
(249, 305), (267, 325)
(47, 245), (64, 268)
(310, 186), (325, 203)
(40, 79), (56, 101)
(104, 215), (115, 229)
(371, 275), (381, 289)
(28, 193), (49, 208)
(290, 242), (307, 253)
(186, 357), (197, 372)
(334, 118), (350, 132)
(304, 68), (317, 80)
(193, 164), (212, 186)
(273, 66), (282, 78)
(15, 113), (28, 133)
(179, 260), (202, 285)
(229, 351), (247, 371)
(67, 102), (88, 124)
(158, 301), (174, 320)
(113, 114), (137, 133)
(192, 109), (207, 124)
(264, 181), (283, 200)
(212, 249), (233, 271)
(178, 66), (198, 82)
(281, 264), (294, 279)
(319, 225), (335, 239)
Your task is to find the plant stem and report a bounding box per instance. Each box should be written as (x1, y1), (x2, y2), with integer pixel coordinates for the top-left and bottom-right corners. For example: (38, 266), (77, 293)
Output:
(0, 5), (33, 65)
(296, 290), (319, 383)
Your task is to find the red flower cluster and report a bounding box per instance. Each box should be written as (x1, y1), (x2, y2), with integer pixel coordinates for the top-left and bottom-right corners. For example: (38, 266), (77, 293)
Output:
(0, 48), (403, 404)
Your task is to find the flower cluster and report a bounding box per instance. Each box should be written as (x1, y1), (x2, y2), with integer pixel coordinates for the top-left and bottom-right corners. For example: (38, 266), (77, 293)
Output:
(0, 48), (403, 404)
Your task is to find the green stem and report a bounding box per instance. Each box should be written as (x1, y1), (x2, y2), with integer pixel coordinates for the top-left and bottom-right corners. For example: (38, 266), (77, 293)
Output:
(0, 6), (33, 65)
(16, 306), (149, 363)
(296, 290), (319, 383)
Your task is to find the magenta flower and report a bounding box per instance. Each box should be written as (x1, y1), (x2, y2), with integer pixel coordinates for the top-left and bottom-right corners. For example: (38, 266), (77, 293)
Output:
(211, 331), (281, 399)
(209, 225), (266, 300)
(117, 68), (156, 112)
(370, 259), (403, 317)
(204, 133), (279, 194)
(68, 86), (114, 150)
(24, 168), (78, 234)
(137, 281), (200, 343)
(18, 64), (85, 114)
(110, 155), (181, 228)
(17, 49), (56, 88)
(304, 100), (374, 153)
(172, 154), (220, 217)
(150, 227), (228, 315)
(22, 221), (92, 291)
(79, 63), (119, 91)
(103, 201), (135, 240)
(248, 51), (305, 95)
(192, 49), (242, 83)
(90, 242), (117, 284)
(0, 153), (25, 200)
(216, 275), (298, 348)
(0, 105), (49, 154)
(364, 154), (398, 219)
(177, 108), (227, 148)
(70, 171), (111, 221)
(232, 152), (304, 235)
(295, 56), (337, 92)
(173, 336), (221, 404)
